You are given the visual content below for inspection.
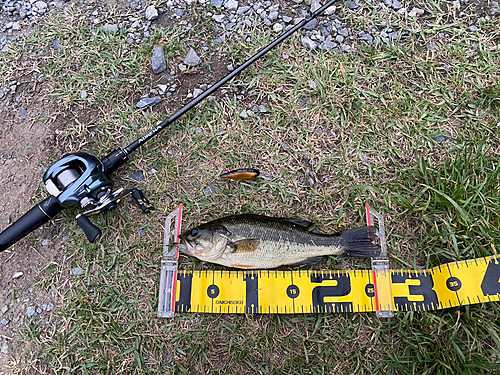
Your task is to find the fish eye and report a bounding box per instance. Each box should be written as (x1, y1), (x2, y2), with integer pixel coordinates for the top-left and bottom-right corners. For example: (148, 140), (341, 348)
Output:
(190, 228), (200, 237)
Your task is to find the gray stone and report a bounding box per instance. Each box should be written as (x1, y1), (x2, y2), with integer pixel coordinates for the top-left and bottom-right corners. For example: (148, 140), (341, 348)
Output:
(470, 25), (478, 32)
(145, 5), (158, 21)
(176, 9), (184, 17)
(20, 108), (27, 116)
(213, 14), (225, 22)
(70, 267), (84, 276)
(341, 45), (351, 53)
(433, 135), (447, 143)
(347, 0), (359, 9)
(12, 22), (21, 31)
(1, 343), (7, 355)
(80, 90), (88, 99)
(283, 16), (293, 23)
(392, 0), (403, 9)
(308, 80), (317, 89)
(322, 40), (338, 50)
(338, 28), (349, 37)
(1, 306), (8, 314)
(1, 319), (8, 326)
(211, 0), (224, 8)
(273, 23), (284, 32)
(427, 43), (439, 51)
(193, 88), (203, 98)
(408, 7), (424, 16)
(47, 303), (54, 312)
(359, 32), (373, 44)
(311, 0), (321, 12)
(26, 306), (36, 317)
(42, 239), (49, 246)
(303, 19), (317, 30)
(36, 307), (42, 314)
(335, 35), (344, 43)
(152, 46), (167, 74)
(237, 6), (251, 14)
(268, 10), (279, 20)
(102, 24), (119, 33)
(225, 0), (238, 10)
(136, 96), (161, 109)
(52, 39), (59, 50)
(184, 48), (202, 66)
(239, 110), (249, 119)
(34, 1), (47, 10)
(227, 64), (234, 71)
(128, 171), (145, 181)
(301, 36), (317, 49)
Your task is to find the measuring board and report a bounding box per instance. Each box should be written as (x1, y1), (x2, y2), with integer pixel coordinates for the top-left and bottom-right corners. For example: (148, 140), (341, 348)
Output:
(172, 256), (500, 314)
(157, 205), (500, 316)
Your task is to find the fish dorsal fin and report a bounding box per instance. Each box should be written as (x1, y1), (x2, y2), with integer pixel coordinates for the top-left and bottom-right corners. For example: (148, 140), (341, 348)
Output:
(281, 218), (315, 230)
(229, 239), (260, 253)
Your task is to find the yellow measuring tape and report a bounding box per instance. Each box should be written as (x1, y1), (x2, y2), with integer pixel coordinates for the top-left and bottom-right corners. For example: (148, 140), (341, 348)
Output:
(157, 205), (500, 316)
(174, 256), (500, 314)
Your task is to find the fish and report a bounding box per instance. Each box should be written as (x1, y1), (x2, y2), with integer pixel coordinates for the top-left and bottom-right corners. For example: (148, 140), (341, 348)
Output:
(177, 214), (379, 269)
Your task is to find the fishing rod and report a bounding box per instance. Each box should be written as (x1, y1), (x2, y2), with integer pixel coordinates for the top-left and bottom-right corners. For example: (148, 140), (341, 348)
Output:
(0, 0), (338, 252)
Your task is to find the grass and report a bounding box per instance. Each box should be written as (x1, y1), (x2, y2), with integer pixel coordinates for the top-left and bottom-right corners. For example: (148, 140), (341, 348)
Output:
(2, 1), (500, 374)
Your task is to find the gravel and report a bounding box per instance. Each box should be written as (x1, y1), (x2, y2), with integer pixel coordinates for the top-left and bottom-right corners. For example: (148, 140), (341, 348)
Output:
(184, 48), (202, 66)
(136, 96), (161, 109)
(70, 267), (84, 276)
(152, 46), (167, 74)
(145, 5), (158, 21)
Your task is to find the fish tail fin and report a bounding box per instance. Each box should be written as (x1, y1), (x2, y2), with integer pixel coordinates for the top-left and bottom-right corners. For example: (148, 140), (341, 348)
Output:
(340, 226), (380, 258)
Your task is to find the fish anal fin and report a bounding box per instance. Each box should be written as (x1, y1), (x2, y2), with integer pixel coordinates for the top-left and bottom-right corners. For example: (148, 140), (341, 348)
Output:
(290, 256), (323, 266)
(230, 239), (260, 253)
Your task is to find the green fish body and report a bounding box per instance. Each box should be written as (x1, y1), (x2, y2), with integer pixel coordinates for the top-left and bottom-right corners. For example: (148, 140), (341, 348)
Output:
(178, 214), (379, 269)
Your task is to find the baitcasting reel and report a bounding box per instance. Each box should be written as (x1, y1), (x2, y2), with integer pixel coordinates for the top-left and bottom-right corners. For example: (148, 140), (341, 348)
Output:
(43, 153), (153, 242)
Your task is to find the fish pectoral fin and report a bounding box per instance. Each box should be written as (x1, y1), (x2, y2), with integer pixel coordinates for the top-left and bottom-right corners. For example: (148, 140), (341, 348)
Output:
(229, 239), (260, 253)
(290, 256), (323, 266)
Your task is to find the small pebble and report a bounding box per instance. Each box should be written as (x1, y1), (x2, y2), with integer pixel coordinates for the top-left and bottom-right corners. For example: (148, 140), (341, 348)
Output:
(70, 267), (84, 276)
(26, 306), (36, 317)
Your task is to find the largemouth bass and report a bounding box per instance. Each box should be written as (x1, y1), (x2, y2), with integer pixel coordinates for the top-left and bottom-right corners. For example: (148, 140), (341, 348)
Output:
(178, 214), (379, 269)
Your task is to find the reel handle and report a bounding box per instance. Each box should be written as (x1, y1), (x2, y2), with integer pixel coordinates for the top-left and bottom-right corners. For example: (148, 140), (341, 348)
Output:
(132, 189), (154, 213)
(0, 196), (63, 252)
(76, 215), (102, 243)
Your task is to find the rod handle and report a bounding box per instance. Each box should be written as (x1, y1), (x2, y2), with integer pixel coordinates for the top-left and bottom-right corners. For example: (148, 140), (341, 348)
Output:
(0, 196), (63, 252)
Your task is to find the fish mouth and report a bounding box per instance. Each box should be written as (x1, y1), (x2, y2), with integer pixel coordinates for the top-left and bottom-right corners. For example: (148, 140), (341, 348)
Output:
(177, 235), (194, 254)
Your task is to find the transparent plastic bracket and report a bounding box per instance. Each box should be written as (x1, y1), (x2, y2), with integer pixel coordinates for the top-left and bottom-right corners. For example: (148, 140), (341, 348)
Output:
(157, 204), (183, 318)
(366, 203), (394, 318)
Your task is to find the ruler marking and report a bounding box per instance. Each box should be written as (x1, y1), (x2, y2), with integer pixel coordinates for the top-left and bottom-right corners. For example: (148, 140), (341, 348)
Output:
(372, 270), (380, 312)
